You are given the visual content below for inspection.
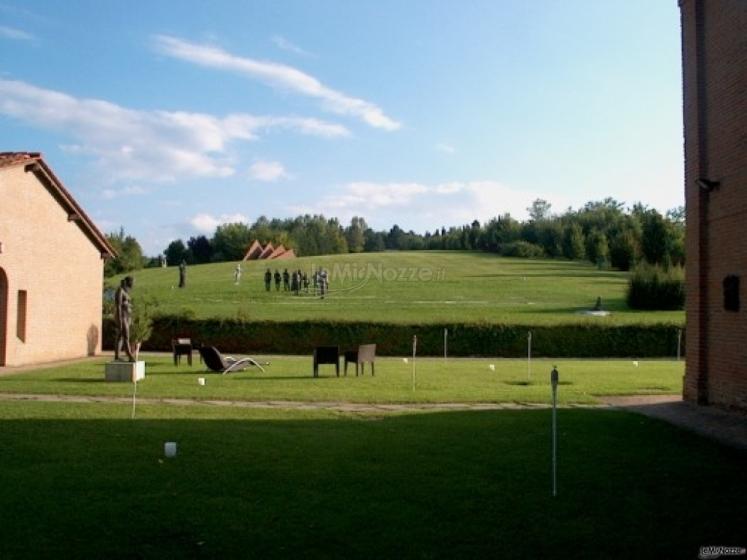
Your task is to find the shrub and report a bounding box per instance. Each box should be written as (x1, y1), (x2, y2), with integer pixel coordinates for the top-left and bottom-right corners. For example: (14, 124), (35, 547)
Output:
(627, 262), (685, 310)
(499, 241), (545, 259)
(103, 318), (684, 358)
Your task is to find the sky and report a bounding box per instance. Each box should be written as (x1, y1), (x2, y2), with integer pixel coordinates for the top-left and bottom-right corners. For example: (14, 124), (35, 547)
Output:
(0, 0), (685, 255)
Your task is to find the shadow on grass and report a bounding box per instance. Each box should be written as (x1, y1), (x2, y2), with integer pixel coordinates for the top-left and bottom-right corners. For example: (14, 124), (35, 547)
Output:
(465, 271), (625, 280)
(503, 380), (573, 386)
(56, 378), (109, 383)
(0, 408), (744, 559)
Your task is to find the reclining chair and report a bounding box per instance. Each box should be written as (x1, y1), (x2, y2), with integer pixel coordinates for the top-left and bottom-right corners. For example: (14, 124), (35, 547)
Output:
(199, 346), (266, 374)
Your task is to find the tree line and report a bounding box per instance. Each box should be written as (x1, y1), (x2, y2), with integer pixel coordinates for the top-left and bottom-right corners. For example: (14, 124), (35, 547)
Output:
(104, 198), (685, 277)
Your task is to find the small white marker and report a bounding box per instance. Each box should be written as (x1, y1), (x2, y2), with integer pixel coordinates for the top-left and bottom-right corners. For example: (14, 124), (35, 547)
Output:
(489, 364), (495, 371)
(198, 377), (206, 386)
(633, 361), (639, 367)
(164, 442), (177, 458)
(403, 358), (409, 364)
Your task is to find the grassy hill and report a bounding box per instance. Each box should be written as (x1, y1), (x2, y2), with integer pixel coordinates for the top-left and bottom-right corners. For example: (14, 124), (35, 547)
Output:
(111, 251), (684, 326)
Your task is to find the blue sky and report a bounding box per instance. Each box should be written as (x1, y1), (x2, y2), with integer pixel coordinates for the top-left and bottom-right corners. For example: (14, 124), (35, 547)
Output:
(1, 1), (684, 255)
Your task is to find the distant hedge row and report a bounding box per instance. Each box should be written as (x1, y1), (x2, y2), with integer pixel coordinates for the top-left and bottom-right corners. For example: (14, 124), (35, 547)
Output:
(103, 317), (685, 358)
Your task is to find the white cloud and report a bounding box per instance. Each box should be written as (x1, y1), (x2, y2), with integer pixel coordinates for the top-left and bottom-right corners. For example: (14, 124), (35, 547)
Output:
(0, 78), (348, 183)
(271, 35), (314, 57)
(153, 35), (401, 131)
(190, 212), (249, 234)
(101, 185), (148, 200)
(435, 143), (456, 154)
(0, 25), (34, 41)
(249, 160), (290, 182)
(301, 180), (573, 228)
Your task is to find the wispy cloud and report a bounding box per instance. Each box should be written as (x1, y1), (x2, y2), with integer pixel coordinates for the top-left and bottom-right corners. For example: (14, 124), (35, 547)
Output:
(0, 25), (34, 41)
(272, 35), (314, 57)
(249, 160), (290, 182)
(0, 78), (348, 184)
(435, 143), (456, 154)
(153, 35), (401, 131)
(190, 212), (249, 233)
(297, 180), (573, 228)
(101, 185), (148, 200)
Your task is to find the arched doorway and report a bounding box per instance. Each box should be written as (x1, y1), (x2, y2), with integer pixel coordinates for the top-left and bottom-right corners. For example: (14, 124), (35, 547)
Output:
(0, 267), (7, 366)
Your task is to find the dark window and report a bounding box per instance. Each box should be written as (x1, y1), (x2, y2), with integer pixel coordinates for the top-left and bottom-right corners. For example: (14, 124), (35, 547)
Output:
(17, 290), (27, 342)
(723, 275), (740, 312)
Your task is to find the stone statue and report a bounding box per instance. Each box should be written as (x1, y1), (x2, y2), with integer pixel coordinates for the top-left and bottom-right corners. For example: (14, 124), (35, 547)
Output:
(114, 276), (135, 362)
(179, 260), (187, 288)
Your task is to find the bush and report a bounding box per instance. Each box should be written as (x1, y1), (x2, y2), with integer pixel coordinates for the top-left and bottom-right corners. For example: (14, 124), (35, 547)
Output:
(627, 263), (684, 310)
(499, 241), (545, 259)
(103, 318), (684, 358)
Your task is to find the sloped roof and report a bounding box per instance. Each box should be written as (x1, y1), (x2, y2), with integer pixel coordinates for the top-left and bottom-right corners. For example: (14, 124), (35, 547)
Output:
(0, 152), (116, 257)
(243, 239), (263, 261)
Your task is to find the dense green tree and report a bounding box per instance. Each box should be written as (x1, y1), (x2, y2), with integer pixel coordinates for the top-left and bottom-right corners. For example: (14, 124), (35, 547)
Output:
(212, 222), (252, 261)
(104, 228), (143, 277)
(527, 199), (552, 222)
(562, 223), (586, 260)
(364, 229), (386, 252)
(187, 235), (213, 264)
(609, 229), (640, 271)
(586, 230), (610, 268)
(345, 216), (367, 253)
(164, 239), (189, 266)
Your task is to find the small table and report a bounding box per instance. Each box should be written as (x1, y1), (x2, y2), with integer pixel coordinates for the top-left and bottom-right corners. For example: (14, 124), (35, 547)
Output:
(172, 339), (193, 366)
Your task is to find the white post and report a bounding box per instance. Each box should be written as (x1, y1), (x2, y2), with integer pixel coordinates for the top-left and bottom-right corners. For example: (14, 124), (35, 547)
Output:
(551, 366), (559, 497)
(131, 378), (138, 420)
(527, 331), (532, 382)
(677, 329), (682, 361)
(412, 335), (417, 391)
(444, 328), (448, 361)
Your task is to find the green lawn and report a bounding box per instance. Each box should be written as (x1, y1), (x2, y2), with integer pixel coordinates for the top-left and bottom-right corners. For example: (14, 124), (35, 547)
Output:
(0, 355), (682, 404)
(0, 400), (743, 559)
(111, 251), (685, 325)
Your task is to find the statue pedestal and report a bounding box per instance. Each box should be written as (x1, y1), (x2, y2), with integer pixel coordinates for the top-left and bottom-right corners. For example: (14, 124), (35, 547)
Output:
(105, 361), (145, 382)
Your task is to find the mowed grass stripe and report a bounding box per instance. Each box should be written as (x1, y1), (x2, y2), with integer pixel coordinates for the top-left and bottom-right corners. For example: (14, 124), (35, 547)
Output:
(111, 251), (685, 325)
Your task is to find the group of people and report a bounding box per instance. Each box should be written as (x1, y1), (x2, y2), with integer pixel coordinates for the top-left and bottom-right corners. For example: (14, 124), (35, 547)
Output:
(264, 267), (330, 298)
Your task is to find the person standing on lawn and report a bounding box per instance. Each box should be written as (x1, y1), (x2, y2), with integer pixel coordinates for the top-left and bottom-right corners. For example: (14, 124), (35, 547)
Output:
(274, 269), (281, 291)
(264, 268), (272, 291)
(283, 268), (290, 291)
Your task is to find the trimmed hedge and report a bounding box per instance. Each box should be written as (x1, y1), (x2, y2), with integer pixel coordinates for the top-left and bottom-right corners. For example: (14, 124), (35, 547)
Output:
(104, 317), (685, 358)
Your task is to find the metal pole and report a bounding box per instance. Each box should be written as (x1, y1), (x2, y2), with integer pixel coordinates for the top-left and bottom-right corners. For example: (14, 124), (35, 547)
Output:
(677, 329), (682, 361)
(528, 331), (532, 382)
(412, 335), (417, 391)
(551, 366), (558, 497)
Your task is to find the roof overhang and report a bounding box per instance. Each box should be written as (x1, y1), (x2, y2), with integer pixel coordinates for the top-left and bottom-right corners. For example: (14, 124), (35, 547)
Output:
(7, 156), (118, 258)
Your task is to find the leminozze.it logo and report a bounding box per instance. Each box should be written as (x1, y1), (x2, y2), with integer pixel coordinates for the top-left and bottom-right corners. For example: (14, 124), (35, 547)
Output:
(699, 546), (746, 560)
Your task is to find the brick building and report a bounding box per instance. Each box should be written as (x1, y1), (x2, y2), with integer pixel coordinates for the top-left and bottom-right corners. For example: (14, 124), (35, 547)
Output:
(0, 153), (115, 366)
(680, 0), (747, 409)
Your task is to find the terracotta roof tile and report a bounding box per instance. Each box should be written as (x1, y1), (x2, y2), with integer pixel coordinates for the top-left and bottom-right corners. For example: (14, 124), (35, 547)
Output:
(0, 152), (42, 169)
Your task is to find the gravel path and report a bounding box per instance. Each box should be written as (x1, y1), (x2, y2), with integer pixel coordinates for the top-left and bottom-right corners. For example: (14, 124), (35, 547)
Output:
(0, 392), (607, 414)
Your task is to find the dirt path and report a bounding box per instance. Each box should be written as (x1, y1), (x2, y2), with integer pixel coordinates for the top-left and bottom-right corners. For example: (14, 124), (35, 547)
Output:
(0, 392), (608, 414)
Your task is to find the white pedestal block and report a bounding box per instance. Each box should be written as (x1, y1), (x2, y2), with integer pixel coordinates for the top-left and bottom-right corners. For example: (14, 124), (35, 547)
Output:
(105, 361), (145, 382)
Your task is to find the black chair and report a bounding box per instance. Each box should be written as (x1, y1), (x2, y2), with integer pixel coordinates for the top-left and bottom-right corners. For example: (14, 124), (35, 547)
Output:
(313, 346), (340, 377)
(172, 337), (193, 366)
(198, 346), (266, 374)
(344, 344), (376, 376)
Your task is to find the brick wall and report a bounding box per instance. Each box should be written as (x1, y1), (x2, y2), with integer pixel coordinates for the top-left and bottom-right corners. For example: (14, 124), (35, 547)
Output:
(0, 164), (104, 366)
(681, 0), (747, 409)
